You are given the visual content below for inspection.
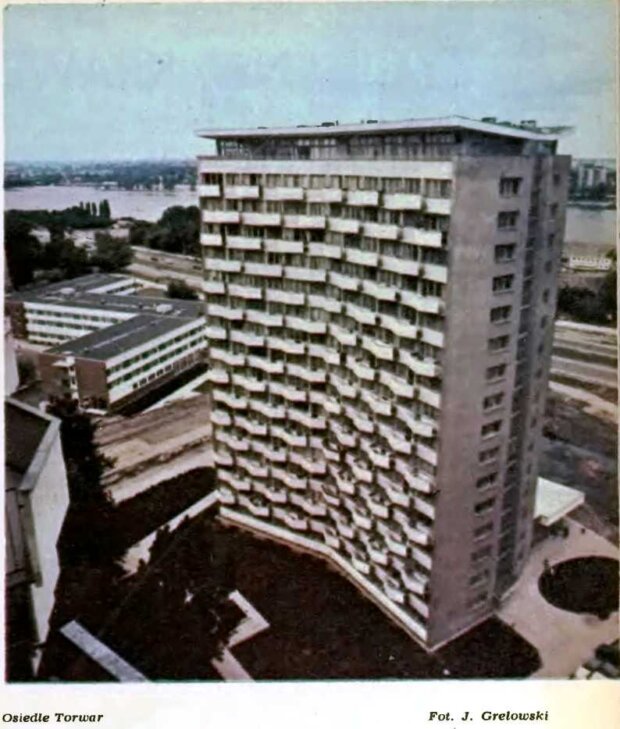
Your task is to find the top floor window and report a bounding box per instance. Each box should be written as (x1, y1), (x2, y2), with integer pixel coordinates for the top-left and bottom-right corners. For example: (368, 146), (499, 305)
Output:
(499, 177), (522, 197)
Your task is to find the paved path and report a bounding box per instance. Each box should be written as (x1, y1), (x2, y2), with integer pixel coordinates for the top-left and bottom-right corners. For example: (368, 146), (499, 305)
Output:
(549, 381), (617, 422)
(60, 620), (147, 682)
(551, 357), (617, 388)
(499, 519), (618, 678)
(145, 371), (210, 412)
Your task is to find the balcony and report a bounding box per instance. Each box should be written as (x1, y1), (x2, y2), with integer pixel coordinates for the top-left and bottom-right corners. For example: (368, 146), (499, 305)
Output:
(202, 210), (240, 224)
(271, 425), (307, 448)
(202, 280), (225, 295)
(266, 288), (305, 306)
(307, 188), (343, 203)
(419, 386), (442, 409)
(399, 291), (443, 315)
(230, 330), (264, 347)
(402, 571), (427, 595)
(209, 348), (245, 367)
(379, 423), (412, 455)
(345, 248), (379, 267)
(285, 266), (327, 283)
(205, 368), (229, 385)
(205, 325), (227, 340)
(402, 521), (432, 546)
(286, 315), (327, 335)
(351, 507), (373, 531)
(223, 185), (260, 199)
(417, 443), (438, 467)
(347, 409), (375, 436)
(227, 284), (262, 300)
(219, 469), (251, 490)
(234, 415), (268, 437)
(366, 491), (390, 519)
(306, 295), (340, 317)
(379, 371), (414, 399)
(323, 398), (342, 416)
(413, 496), (435, 520)
(252, 441), (287, 464)
(244, 262), (283, 278)
(385, 532), (408, 558)
(347, 456), (373, 484)
(205, 258), (242, 273)
(394, 459), (434, 494)
(332, 469), (356, 495)
(211, 409), (232, 427)
(213, 449), (234, 467)
(351, 554), (372, 575)
(401, 227), (443, 248)
(366, 443), (391, 470)
(200, 232), (223, 247)
(247, 355), (284, 376)
(347, 190), (379, 206)
(250, 399), (286, 420)
(398, 351), (441, 379)
(245, 310), (283, 328)
(362, 336), (394, 361)
(272, 467), (307, 491)
(264, 238), (304, 254)
(363, 222), (399, 241)
(218, 487), (236, 505)
(213, 390), (247, 410)
(270, 381), (307, 403)
(308, 343), (339, 366)
(268, 337), (305, 357)
(329, 216), (360, 234)
(383, 193), (422, 211)
(421, 263), (448, 285)
(264, 186), (304, 201)
(198, 184), (221, 198)
(236, 456), (269, 479)
(395, 407), (436, 439)
(329, 271), (358, 292)
(328, 373), (357, 399)
(424, 197), (451, 215)
(381, 256), (419, 277)
(412, 546), (433, 571)
(290, 451), (327, 475)
(284, 214), (326, 230)
(244, 496), (271, 519)
(308, 243), (342, 259)
(346, 303), (376, 327)
(328, 326), (356, 352)
(227, 235), (262, 251)
(242, 212), (281, 226)
(384, 579), (406, 605)
(324, 527), (341, 549)
(363, 280), (398, 302)
(288, 407), (326, 430)
(300, 496), (328, 517)
(263, 483), (288, 504)
(287, 363), (326, 384)
(377, 473), (410, 508)
(207, 303), (243, 321)
(335, 518), (355, 539)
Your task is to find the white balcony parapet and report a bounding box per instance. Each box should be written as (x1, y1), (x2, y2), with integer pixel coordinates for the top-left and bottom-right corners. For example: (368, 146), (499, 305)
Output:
(384, 580), (406, 605)
(363, 222), (399, 241)
(265, 288), (305, 306)
(245, 310), (283, 328)
(417, 442), (438, 467)
(413, 497), (435, 520)
(362, 335), (394, 361)
(218, 487), (236, 505)
(379, 423), (412, 455)
(385, 533), (408, 558)
(285, 266), (327, 283)
(227, 235), (262, 251)
(394, 459), (435, 494)
(270, 381), (307, 403)
(213, 390), (247, 410)
(264, 186), (304, 201)
(286, 316), (327, 334)
(329, 271), (359, 292)
(284, 214), (326, 230)
(328, 373), (357, 399)
(205, 325), (227, 340)
(242, 212), (281, 226)
(200, 232), (223, 247)
(401, 227), (443, 248)
(398, 351), (441, 378)
(250, 399), (286, 420)
(351, 555), (372, 575)
(252, 441), (287, 464)
(308, 343), (340, 365)
(346, 355), (375, 381)
(424, 198), (451, 215)
(271, 425), (307, 448)
(402, 571), (427, 596)
(412, 546), (433, 571)
(323, 398), (342, 416)
(399, 291), (443, 315)
(379, 371), (414, 398)
(234, 415), (268, 437)
(207, 303), (244, 321)
(329, 216), (360, 234)
(360, 390), (392, 417)
(363, 280), (398, 302)
(223, 185), (259, 199)
(421, 262), (448, 285)
(209, 347), (245, 367)
(245, 262), (283, 278)
(366, 444), (391, 470)
(307, 294), (342, 315)
(268, 337), (305, 356)
(308, 243), (342, 259)
(211, 409), (232, 427)
(305, 187), (342, 203)
(262, 484), (288, 503)
(288, 407), (326, 430)
(345, 248), (379, 267)
(203, 210), (240, 224)
(329, 323), (357, 346)
(198, 184), (221, 198)
(264, 238), (304, 254)
(205, 258), (242, 273)
(214, 450), (234, 467)
(384, 193), (422, 211)
(381, 256), (419, 277)
(228, 284), (262, 300)
(377, 473), (410, 508)
(247, 355), (284, 375)
(230, 330), (264, 347)
(290, 451), (327, 476)
(347, 190), (379, 206)
(380, 314), (417, 339)
(203, 280), (226, 295)
(346, 303), (376, 327)
(287, 363), (326, 384)
(272, 467), (307, 491)
(205, 368), (229, 385)
(324, 529), (341, 549)
(237, 456), (269, 479)
(419, 385), (442, 409)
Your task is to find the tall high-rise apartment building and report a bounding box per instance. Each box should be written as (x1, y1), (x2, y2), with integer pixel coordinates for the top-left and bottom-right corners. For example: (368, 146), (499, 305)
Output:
(197, 117), (570, 649)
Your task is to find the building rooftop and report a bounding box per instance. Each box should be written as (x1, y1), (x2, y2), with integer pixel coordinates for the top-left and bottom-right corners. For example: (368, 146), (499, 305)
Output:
(197, 115), (561, 142)
(23, 273), (132, 297)
(48, 314), (198, 362)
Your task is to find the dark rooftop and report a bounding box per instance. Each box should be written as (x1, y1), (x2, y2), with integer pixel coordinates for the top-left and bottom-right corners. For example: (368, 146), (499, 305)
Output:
(22, 273), (134, 297)
(49, 314), (199, 362)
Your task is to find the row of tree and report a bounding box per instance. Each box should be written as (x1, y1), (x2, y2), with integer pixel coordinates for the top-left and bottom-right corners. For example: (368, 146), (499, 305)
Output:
(5, 210), (133, 288)
(129, 205), (200, 256)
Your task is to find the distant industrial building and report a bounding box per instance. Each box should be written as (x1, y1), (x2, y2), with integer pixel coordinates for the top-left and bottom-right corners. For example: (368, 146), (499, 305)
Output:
(6, 274), (207, 411)
(564, 255), (613, 272)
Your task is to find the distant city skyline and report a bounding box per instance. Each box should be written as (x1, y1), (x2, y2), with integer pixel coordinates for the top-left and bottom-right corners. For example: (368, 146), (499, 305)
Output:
(4, 0), (616, 162)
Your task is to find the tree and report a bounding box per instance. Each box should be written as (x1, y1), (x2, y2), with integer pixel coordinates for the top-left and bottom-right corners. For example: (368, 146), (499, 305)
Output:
(92, 232), (134, 272)
(99, 199), (112, 220)
(4, 212), (42, 287)
(166, 280), (199, 300)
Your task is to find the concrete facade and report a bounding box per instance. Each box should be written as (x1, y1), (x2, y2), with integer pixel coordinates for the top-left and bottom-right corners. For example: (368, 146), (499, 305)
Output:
(196, 117), (570, 648)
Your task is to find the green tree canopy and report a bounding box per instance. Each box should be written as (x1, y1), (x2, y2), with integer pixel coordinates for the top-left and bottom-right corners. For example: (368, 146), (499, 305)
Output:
(166, 280), (199, 300)
(92, 232), (134, 272)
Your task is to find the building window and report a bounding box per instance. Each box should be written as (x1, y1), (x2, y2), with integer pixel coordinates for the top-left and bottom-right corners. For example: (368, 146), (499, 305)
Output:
(544, 260), (553, 274)
(498, 211), (519, 229)
(479, 446), (500, 464)
(471, 545), (493, 563)
(492, 274), (514, 293)
(490, 305), (511, 323)
(475, 497), (496, 516)
(542, 289), (550, 303)
(474, 523), (494, 540)
(486, 363), (506, 381)
(469, 569), (490, 586)
(476, 473), (497, 490)
(488, 335), (510, 352)
(481, 420), (502, 438)
(483, 392), (504, 411)
(549, 203), (558, 220)
(499, 177), (522, 196)
(495, 244), (516, 263)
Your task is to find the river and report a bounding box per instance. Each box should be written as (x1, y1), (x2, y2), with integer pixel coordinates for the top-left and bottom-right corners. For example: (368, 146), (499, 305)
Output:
(3, 185), (617, 245)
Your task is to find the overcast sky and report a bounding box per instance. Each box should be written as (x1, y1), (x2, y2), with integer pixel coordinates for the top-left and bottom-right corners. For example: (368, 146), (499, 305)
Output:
(4, 0), (616, 162)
